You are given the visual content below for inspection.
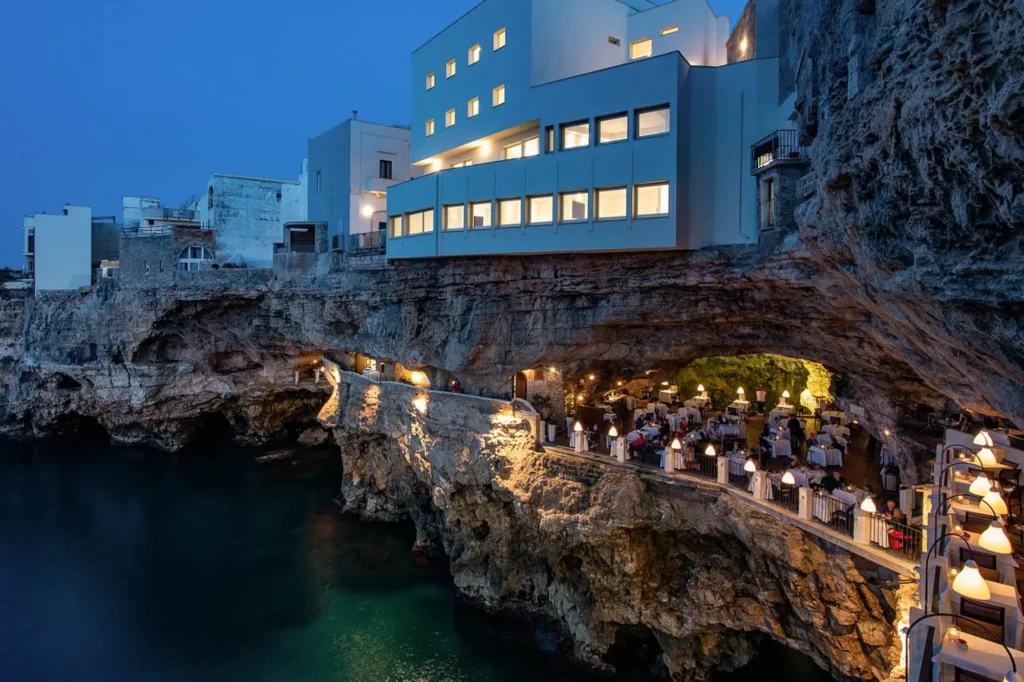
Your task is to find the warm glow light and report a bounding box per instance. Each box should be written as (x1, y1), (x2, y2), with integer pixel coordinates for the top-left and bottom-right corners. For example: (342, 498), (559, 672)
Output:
(617, 381), (623, 386)
(737, 387), (745, 396)
(978, 521), (1013, 555)
(782, 390), (790, 399)
(883, 428), (892, 437)
(705, 444), (717, 457)
(744, 459), (757, 473)
(969, 472), (993, 498)
(608, 426), (619, 438)
(974, 431), (995, 447)
(952, 560), (991, 600)
(479, 141), (492, 156)
(977, 447), (999, 467)
(781, 471), (796, 485)
(361, 205), (374, 218)
(860, 497), (877, 513)
(588, 374), (595, 381)
(739, 36), (748, 54)
(697, 384), (705, 393)
(947, 625), (961, 641)
(662, 381), (669, 386)
(573, 421), (583, 432)
(577, 394), (585, 401)
(671, 438), (682, 450)
(410, 370), (428, 386)
(983, 486), (1008, 516)
(412, 396), (428, 414)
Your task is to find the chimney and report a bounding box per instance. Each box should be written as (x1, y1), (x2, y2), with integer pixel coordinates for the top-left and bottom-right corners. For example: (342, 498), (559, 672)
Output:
(352, 110), (358, 121)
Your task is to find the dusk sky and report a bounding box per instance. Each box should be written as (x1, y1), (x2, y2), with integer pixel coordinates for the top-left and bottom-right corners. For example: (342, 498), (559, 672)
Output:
(0, 0), (747, 268)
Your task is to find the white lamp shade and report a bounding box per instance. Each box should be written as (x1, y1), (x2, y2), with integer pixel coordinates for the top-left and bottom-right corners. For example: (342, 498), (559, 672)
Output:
(983, 486), (1009, 516)
(697, 384), (705, 393)
(860, 497), (877, 513)
(705, 444), (717, 457)
(974, 431), (995, 447)
(969, 472), (993, 498)
(782, 390), (791, 399)
(737, 387), (745, 396)
(978, 521), (1013, 555)
(977, 447), (999, 467)
(671, 438), (682, 450)
(781, 471), (796, 485)
(952, 560), (991, 600)
(744, 459), (757, 473)
(573, 421), (583, 432)
(608, 426), (618, 438)
(662, 381), (669, 386)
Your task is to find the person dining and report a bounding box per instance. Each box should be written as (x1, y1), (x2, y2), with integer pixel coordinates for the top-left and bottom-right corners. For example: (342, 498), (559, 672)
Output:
(821, 470), (846, 493)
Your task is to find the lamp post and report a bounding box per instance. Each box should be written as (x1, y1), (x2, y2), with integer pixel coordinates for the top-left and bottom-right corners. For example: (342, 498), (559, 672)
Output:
(904, 612), (1017, 682)
(573, 420), (584, 453)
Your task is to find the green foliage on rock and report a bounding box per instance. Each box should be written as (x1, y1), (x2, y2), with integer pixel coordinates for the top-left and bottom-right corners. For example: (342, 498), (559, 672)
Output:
(672, 354), (832, 411)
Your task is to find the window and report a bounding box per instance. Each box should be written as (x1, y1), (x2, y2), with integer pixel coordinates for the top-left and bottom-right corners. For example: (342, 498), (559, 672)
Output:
(407, 209), (434, 235)
(498, 198), (521, 226)
(444, 204), (465, 230)
(630, 38), (652, 60)
(468, 44), (481, 65)
(608, 36), (621, 46)
(596, 187), (628, 220)
(503, 142), (522, 160)
(765, 179), (776, 227)
(176, 246), (212, 272)
(452, 160), (474, 168)
(467, 97), (479, 118)
(492, 84), (505, 107)
(545, 126), (554, 153)
(637, 106), (670, 137)
(560, 191), (589, 222)
(527, 195), (554, 225)
(446, 59), (457, 78)
(524, 137), (539, 157)
(502, 137), (539, 160)
(661, 25), (679, 35)
(426, 119), (435, 136)
(493, 27), (506, 51)
(561, 121), (590, 150)
(470, 202), (492, 229)
(379, 159), (393, 179)
(635, 182), (670, 217)
(598, 114), (628, 144)
(275, 191), (282, 201)
(445, 109), (456, 128)
(390, 215), (403, 238)
(315, 171), (321, 193)
(426, 72), (435, 89)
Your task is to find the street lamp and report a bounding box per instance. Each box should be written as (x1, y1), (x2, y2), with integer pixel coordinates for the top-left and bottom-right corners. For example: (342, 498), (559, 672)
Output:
(904, 613), (1017, 681)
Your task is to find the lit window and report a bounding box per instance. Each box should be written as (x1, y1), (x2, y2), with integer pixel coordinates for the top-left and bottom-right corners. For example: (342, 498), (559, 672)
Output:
(630, 38), (652, 60)
(523, 137), (539, 157)
(445, 109), (456, 128)
(598, 115), (628, 144)
(406, 209), (434, 235)
(468, 97), (479, 118)
(446, 59), (456, 78)
(503, 137), (540, 160)
(498, 198), (521, 226)
(468, 44), (481, 65)
(503, 142), (523, 160)
(426, 119), (435, 136)
(637, 106), (670, 137)
(426, 72), (435, 90)
(635, 182), (670, 217)
(444, 204), (465, 230)
(470, 201), (492, 229)
(493, 27), (506, 51)
(390, 215), (403, 238)
(422, 209), (435, 232)
(560, 191), (589, 223)
(596, 187), (627, 220)
(492, 84), (505, 107)
(528, 195), (554, 225)
(452, 160), (474, 168)
(661, 25), (679, 36)
(561, 122), (590, 150)
(545, 126), (554, 153)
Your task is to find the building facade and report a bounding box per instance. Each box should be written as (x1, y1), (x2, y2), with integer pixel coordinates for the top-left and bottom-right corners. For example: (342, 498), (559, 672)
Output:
(22, 217), (34, 277)
(386, 0), (791, 260)
(307, 119), (416, 253)
(33, 205), (93, 292)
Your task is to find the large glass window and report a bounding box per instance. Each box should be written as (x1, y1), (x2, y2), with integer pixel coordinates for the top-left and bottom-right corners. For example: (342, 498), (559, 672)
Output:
(468, 97), (479, 118)
(637, 106), (670, 137)
(596, 187), (628, 220)
(598, 115), (628, 144)
(426, 72), (435, 90)
(406, 209), (434, 235)
(445, 109), (456, 128)
(493, 27), (506, 51)
(503, 137), (540, 160)
(498, 198), (521, 227)
(492, 84), (505, 107)
(630, 38), (652, 60)
(446, 59), (456, 78)
(468, 44), (481, 65)
(523, 137), (539, 157)
(528, 196), (554, 225)
(560, 191), (589, 223)
(635, 182), (670, 217)
(470, 202), (492, 229)
(390, 215), (403, 238)
(444, 204), (465, 230)
(561, 122), (590, 150)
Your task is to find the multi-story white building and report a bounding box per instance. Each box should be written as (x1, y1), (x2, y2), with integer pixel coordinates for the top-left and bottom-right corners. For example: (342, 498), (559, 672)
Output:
(22, 216), (34, 277)
(386, 0), (793, 259)
(307, 118), (416, 252)
(32, 205), (93, 292)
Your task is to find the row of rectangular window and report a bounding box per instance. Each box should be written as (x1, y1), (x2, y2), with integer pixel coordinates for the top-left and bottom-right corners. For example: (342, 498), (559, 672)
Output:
(426, 85), (505, 136)
(425, 28), (506, 91)
(629, 26), (681, 61)
(389, 182), (670, 238)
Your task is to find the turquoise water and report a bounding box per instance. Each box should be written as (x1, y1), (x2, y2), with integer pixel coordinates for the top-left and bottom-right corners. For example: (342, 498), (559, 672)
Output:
(0, 441), (834, 682)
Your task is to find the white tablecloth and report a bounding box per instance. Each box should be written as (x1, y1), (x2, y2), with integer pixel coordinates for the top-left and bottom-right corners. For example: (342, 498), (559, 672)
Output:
(809, 446), (844, 467)
(658, 390), (677, 404)
(770, 439), (792, 459)
(678, 406), (702, 423)
(689, 396), (711, 407)
(823, 424), (850, 438)
(729, 400), (751, 413)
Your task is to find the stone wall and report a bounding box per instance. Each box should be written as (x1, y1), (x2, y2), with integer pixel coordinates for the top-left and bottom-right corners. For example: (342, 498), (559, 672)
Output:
(208, 175), (299, 267)
(726, 0), (756, 63)
(118, 228), (216, 287)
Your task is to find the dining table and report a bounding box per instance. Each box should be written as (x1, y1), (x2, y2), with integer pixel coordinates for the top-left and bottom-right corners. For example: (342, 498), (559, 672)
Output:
(808, 445), (844, 467)
(770, 438), (792, 459)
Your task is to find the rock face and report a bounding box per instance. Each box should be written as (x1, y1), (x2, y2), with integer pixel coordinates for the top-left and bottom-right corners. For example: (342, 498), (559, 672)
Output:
(320, 371), (914, 681)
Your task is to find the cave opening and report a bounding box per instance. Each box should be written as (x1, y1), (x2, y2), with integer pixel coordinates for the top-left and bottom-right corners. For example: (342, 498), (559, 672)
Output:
(189, 412), (237, 447)
(604, 624), (668, 679)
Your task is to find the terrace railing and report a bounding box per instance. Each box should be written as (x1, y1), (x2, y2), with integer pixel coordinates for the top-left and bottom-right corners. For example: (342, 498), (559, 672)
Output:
(811, 491), (854, 538)
(751, 130), (810, 173)
(766, 474), (800, 514)
(349, 231), (386, 252)
(868, 513), (922, 560)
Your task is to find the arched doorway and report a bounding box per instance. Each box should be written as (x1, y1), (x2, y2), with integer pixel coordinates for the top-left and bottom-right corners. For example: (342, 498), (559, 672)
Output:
(513, 372), (528, 400)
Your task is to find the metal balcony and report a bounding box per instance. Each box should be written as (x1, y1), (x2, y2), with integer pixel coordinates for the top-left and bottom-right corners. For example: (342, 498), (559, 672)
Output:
(751, 130), (810, 174)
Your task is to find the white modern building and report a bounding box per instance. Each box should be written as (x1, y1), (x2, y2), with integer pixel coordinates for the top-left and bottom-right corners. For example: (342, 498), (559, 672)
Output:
(307, 118), (417, 252)
(22, 216), (34, 276)
(32, 205), (93, 292)
(386, 0), (793, 259)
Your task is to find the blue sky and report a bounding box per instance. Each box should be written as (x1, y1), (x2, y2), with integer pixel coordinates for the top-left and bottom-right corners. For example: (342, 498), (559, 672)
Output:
(0, 0), (746, 268)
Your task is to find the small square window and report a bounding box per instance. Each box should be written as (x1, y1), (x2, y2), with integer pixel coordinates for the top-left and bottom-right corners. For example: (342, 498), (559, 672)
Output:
(598, 114), (628, 144)
(445, 109), (456, 128)
(407, 211), (424, 236)
(636, 106), (671, 137)
(446, 59), (457, 78)
(470, 201), (492, 229)
(444, 204), (465, 230)
(426, 72), (435, 90)
(467, 97), (479, 118)
(635, 182), (670, 217)
(498, 198), (521, 227)
(560, 191), (589, 223)
(527, 196), (554, 225)
(561, 121), (590, 150)
(596, 187), (628, 220)
(468, 44), (481, 65)
(426, 119), (435, 136)
(493, 27), (506, 51)
(492, 84), (505, 107)
(630, 38), (652, 60)
(661, 25), (679, 36)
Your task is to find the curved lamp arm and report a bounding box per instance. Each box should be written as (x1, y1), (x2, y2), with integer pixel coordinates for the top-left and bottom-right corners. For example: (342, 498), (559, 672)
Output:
(905, 612), (1017, 677)
(922, 531), (976, 613)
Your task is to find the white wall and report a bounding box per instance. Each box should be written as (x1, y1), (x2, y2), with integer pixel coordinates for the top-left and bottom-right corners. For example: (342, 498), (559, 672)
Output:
(530, 0), (629, 86)
(122, 196), (160, 229)
(626, 0), (728, 67)
(34, 206), (92, 291)
(207, 175), (298, 267)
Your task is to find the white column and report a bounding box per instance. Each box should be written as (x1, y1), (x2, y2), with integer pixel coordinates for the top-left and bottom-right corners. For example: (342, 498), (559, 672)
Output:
(574, 432), (584, 453)
(548, 423), (556, 443)
(314, 369), (321, 384)
(664, 446), (675, 473)
(853, 508), (871, 545)
(752, 471), (768, 501)
(798, 487), (813, 521)
(616, 438), (626, 463)
(717, 456), (729, 484)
